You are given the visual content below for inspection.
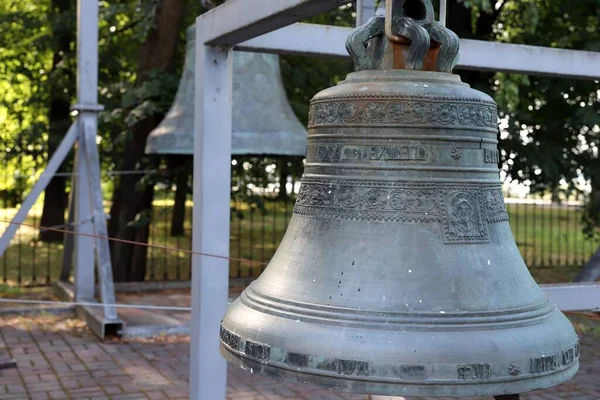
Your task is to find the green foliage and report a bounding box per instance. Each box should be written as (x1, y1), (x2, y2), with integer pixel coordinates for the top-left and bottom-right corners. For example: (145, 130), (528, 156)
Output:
(491, 0), (600, 237)
(231, 157), (278, 217)
(2, 0), (600, 245)
(0, 0), (194, 187)
(458, 0), (494, 30)
(121, 70), (179, 128)
(459, 0), (493, 13)
(0, 0), (56, 194)
(280, 3), (356, 126)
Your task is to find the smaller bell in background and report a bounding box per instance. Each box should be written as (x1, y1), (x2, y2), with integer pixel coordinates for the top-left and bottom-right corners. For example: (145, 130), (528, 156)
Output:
(146, 24), (307, 157)
(219, 0), (579, 398)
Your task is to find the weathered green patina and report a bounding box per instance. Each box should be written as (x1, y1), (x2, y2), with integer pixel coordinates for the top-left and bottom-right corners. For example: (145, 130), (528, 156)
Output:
(219, 1), (579, 398)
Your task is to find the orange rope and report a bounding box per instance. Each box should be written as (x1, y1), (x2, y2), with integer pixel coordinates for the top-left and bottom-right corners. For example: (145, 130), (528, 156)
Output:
(0, 219), (268, 266)
(564, 311), (600, 321)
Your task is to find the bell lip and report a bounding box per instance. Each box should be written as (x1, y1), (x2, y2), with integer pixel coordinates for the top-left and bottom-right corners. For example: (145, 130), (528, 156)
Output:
(220, 344), (579, 398)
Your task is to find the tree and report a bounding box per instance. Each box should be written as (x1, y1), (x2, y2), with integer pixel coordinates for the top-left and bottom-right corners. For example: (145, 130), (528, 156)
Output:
(0, 3), (45, 195)
(0, 1), (77, 243)
(491, 0), (600, 280)
(3, 0), (598, 282)
(166, 157), (191, 237)
(39, 0), (76, 242)
(107, 0), (189, 282)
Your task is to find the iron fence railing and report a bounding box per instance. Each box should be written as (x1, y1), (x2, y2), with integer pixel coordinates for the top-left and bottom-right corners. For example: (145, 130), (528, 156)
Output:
(1, 169), (599, 287)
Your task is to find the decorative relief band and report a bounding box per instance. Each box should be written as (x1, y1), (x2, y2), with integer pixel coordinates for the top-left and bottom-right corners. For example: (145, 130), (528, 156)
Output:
(220, 324), (579, 384)
(443, 189), (489, 244)
(457, 363), (491, 380)
(310, 144), (502, 169)
(530, 342), (580, 374)
(220, 325), (270, 362)
(308, 98), (499, 129)
(295, 183), (440, 224)
(484, 149), (500, 164)
(316, 144), (428, 162)
(293, 180), (509, 244)
(484, 188), (509, 223)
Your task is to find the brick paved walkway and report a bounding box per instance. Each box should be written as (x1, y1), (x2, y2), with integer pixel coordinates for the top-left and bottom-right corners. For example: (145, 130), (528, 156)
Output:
(0, 313), (599, 400)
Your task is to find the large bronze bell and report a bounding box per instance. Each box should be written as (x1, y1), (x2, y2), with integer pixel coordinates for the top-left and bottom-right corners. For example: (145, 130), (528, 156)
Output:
(145, 24), (307, 157)
(219, 0), (579, 398)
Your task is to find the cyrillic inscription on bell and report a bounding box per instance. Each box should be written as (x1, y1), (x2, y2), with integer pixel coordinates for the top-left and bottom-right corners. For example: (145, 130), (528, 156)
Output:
(220, 0), (579, 398)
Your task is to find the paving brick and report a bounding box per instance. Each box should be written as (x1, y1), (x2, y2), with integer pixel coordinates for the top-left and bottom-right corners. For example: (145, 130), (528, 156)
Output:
(6, 384), (27, 393)
(1, 394), (32, 400)
(29, 391), (50, 400)
(28, 382), (63, 391)
(48, 390), (69, 399)
(146, 390), (169, 399)
(67, 386), (106, 397)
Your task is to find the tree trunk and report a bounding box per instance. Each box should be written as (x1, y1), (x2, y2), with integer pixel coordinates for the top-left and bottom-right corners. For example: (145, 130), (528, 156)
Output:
(278, 160), (289, 200)
(39, 0), (74, 242)
(109, 160), (157, 282)
(170, 163), (190, 237)
(129, 183), (155, 282)
(39, 177), (68, 242)
(551, 188), (560, 203)
(108, 0), (187, 282)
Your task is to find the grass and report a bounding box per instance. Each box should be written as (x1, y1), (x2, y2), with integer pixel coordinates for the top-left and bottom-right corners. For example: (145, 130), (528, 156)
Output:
(567, 314), (600, 339)
(0, 197), (598, 287)
(507, 203), (598, 282)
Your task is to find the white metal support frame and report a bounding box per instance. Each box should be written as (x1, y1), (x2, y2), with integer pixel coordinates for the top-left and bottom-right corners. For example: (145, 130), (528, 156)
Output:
(356, 0), (376, 26)
(0, 0), (120, 337)
(72, 0), (105, 305)
(189, 23), (233, 400)
(237, 24), (600, 80)
(192, 1), (600, 399)
(200, 0), (350, 46)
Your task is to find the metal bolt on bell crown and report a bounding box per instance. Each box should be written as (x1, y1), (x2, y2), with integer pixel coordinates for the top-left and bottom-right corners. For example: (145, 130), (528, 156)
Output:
(219, 0), (579, 398)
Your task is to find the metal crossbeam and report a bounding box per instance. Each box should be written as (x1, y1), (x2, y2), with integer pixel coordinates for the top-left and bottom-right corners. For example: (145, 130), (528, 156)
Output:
(543, 283), (600, 312)
(199, 0), (348, 46)
(356, 0), (376, 26)
(237, 23), (349, 57)
(238, 23), (600, 80)
(459, 40), (600, 79)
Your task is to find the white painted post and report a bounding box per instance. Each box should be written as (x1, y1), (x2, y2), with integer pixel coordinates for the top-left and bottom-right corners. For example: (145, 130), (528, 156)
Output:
(189, 19), (233, 400)
(357, 0), (376, 26)
(75, 0), (100, 108)
(82, 120), (118, 321)
(73, 137), (95, 301)
(439, 0), (447, 27)
(60, 180), (76, 281)
(72, 0), (103, 301)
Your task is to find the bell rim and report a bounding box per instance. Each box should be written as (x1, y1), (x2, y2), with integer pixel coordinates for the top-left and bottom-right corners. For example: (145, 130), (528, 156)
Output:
(310, 91), (496, 105)
(220, 343), (579, 398)
(339, 69), (469, 86)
